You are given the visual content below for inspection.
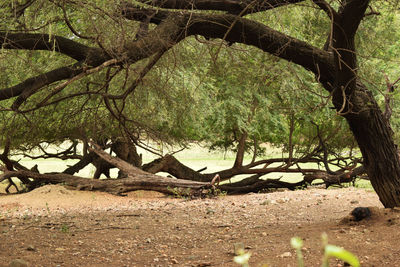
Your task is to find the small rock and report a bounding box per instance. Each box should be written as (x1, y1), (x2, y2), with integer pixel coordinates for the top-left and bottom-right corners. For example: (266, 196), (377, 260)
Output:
(206, 208), (215, 214)
(196, 262), (212, 267)
(146, 238), (151, 243)
(9, 259), (28, 267)
(350, 200), (359, 204)
(171, 258), (178, 264)
(26, 245), (36, 251)
(55, 247), (65, 251)
(279, 252), (292, 258)
(351, 207), (371, 221)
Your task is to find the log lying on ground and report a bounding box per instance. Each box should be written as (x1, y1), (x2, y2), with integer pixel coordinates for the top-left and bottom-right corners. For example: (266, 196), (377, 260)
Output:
(142, 154), (215, 181)
(219, 175), (306, 194)
(0, 142), (213, 195)
(0, 170), (212, 195)
(1, 146), (215, 196)
(142, 153), (368, 192)
(303, 166), (367, 187)
(0, 142), (368, 195)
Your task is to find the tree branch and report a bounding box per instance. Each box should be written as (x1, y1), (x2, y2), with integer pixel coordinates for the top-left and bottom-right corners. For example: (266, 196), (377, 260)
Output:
(0, 32), (99, 61)
(330, 0), (370, 112)
(0, 169), (211, 195)
(311, 0), (338, 20)
(88, 141), (148, 175)
(122, 7), (335, 84)
(0, 51), (112, 104)
(12, 0), (36, 18)
(126, 0), (305, 15)
(338, 0), (370, 38)
(0, 62), (83, 102)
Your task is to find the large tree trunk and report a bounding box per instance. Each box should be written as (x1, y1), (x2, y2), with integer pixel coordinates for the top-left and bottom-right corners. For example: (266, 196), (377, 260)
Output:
(343, 84), (400, 207)
(323, 0), (400, 208)
(112, 139), (142, 178)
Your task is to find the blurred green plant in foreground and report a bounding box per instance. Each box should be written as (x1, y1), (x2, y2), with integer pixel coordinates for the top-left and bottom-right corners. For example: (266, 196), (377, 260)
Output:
(234, 233), (360, 267)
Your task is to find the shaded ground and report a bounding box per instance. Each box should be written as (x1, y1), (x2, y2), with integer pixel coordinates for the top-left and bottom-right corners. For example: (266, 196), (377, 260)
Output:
(1, 185), (399, 266)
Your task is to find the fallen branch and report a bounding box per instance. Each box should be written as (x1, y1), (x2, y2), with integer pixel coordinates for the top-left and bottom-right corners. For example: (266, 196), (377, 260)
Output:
(0, 169), (211, 195)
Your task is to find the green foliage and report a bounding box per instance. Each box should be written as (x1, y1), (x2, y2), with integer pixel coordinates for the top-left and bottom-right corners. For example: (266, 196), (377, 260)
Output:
(234, 234), (359, 267)
(322, 245), (360, 267)
(1, 0), (400, 170)
(295, 233), (360, 267)
(320, 233), (360, 267)
(60, 224), (70, 233)
(291, 237), (304, 267)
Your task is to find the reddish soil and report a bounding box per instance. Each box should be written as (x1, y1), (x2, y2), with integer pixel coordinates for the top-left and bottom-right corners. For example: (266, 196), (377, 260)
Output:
(1, 185), (399, 267)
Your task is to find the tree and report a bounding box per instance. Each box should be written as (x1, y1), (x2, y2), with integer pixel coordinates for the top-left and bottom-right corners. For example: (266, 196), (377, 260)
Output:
(1, 0), (400, 207)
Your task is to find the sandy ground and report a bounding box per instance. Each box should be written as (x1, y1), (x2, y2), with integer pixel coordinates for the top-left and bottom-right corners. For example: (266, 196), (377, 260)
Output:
(1, 185), (400, 266)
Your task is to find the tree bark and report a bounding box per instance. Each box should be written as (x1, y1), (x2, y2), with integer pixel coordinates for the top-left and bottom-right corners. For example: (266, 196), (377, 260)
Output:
(142, 155), (215, 182)
(233, 132), (248, 168)
(63, 152), (95, 175)
(0, 170), (211, 196)
(112, 140), (142, 178)
(342, 83), (400, 207)
(324, 0), (400, 207)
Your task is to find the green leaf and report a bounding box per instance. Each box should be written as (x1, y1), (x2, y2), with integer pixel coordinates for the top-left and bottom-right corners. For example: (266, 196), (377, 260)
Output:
(324, 245), (360, 267)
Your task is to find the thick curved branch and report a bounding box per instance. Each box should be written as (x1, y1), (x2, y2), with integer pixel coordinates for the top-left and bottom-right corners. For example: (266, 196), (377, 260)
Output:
(88, 141), (148, 175)
(0, 52), (112, 104)
(0, 62), (83, 102)
(331, 0), (370, 111)
(1, 3), (337, 107)
(0, 32), (98, 61)
(338, 0), (370, 39)
(123, 15), (185, 63)
(127, 0), (305, 15)
(122, 7), (335, 84)
(312, 0), (338, 20)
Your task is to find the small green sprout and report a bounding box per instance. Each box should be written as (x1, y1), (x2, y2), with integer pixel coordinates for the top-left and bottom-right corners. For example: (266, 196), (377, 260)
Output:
(321, 233), (360, 267)
(290, 237), (304, 267)
(233, 250), (251, 267)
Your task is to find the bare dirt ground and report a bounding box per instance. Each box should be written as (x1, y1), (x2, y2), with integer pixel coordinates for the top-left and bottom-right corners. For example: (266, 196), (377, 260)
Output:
(1, 185), (400, 267)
